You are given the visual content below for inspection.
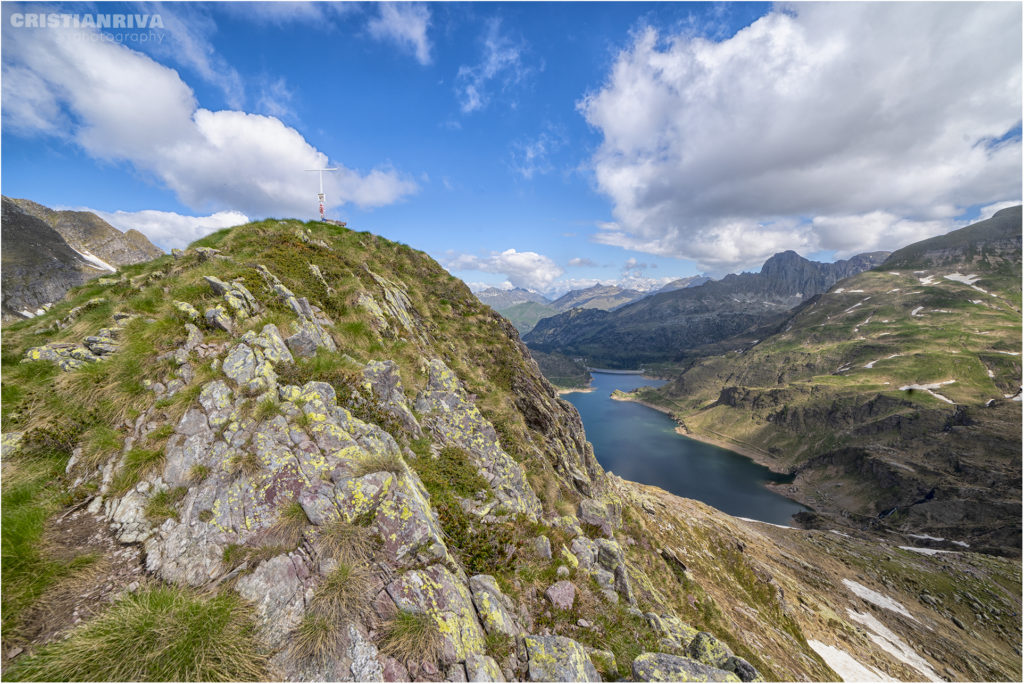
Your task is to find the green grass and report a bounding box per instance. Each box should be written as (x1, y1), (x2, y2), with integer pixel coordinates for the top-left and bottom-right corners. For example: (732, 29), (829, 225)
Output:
(109, 448), (165, 496)
(144, 486), (188, 524)
(267, 500), (310, 547)
(4, 586), (269, 681)
(351, 450), (406, 477)
(315, 518), (375, 564)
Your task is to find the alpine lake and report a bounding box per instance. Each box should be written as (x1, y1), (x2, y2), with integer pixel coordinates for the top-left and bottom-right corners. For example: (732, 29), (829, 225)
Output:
(564, 372), (809, 526)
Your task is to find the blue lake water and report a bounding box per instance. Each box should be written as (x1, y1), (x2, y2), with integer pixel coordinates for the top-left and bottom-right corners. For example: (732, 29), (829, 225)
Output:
(564, 372), (809, 526)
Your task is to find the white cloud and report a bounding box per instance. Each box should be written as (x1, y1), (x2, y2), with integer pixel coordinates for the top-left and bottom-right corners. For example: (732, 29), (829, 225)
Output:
(256, 77), (296, 119)
(446, 249), (564, 291)
(367, 3), (432, 65)
(568, 257), (597, 267)
(510, 128), (565, 179)
(580, 3), (1022, 272)
(88, 208), (249, 250)
(2, 22), (417, 220)
(456, 20), (529, 113)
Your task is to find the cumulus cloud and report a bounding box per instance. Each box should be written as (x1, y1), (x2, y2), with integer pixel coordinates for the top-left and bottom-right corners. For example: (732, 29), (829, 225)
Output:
(456, 20), (529, 113)
(88, 208), (249, 250)
(446, 249), (564, 291)
(1, 22), (417, 219)
(580, 2), (1022, 272)
(367, 3), (432, 65)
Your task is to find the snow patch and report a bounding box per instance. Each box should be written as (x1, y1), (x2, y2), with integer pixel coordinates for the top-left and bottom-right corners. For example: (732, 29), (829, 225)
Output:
(736, 516), (793, 529)
(970, 299), (984, 304)
(834, 288), (845, 294)
(910, 306), (924, 317)
(842, 579), (915, 621)
(971, 285), (988, 294)
(899, 546), (950, 556)
(888, 272), (901, 275)
(944, 273), (980, 285)
(907, 533), (944, 542)
(846, 610), (941, 681)
(18, 310), (35, 318)
(918, 275), (936, 285)
(848, 289), (865, 293)
(899, 381), (956, 405)
(992, 350), (1020, 356)
(71, 247), (116, 272)
(808, 640), (887, 682)
(987, 369), (995, 378)
(950, 540), (970, 548)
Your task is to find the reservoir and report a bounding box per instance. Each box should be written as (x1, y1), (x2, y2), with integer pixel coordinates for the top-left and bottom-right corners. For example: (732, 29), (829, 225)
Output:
(564, 372), (809, 526)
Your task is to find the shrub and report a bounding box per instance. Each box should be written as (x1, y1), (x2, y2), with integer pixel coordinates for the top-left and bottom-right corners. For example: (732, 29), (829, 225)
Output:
(4, 586), (269, 681)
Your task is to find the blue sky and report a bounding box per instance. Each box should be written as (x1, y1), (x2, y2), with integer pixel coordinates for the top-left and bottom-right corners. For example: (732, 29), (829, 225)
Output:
(2, 1), (1020, 296)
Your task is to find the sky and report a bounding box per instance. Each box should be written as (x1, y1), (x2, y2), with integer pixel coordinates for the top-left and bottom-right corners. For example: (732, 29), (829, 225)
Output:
(2, 1), (1021, 297)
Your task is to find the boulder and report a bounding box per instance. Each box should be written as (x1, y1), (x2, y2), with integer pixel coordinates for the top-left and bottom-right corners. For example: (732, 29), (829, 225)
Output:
(545, 581), (576, 610)
(465, 654), (504, 682)
(523, 635), (601, 682)
(469, 574), (523, 637)
(578, 498), (620, 536)
(632, 653), (740, 682)
(687, 632), (732, 670)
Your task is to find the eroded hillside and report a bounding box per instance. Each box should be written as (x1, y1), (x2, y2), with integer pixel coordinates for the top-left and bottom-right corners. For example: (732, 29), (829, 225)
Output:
(1, 218), (1019, 682)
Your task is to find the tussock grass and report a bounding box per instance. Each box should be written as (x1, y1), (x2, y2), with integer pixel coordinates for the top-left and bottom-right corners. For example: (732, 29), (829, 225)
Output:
(228, 450), (263, 478)
(267, 500), (310, 547)
(188, 464), (211, 482)
(254, 397), (281, 421)
(311, 561), (375, 622)
(316, 518), (375, 564)
(78, 424), (123, 470)
(291, 613), (339, 662)
(378, 610), (443, 664)
(4, 586), (269, 681)
(351, 450), (406, 477)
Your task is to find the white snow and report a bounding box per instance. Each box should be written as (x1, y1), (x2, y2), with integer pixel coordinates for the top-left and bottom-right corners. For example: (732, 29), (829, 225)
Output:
(907, 533), (944, 542)
(846, 610), (941, 681)
(886, 288), (901, 293)
(950, 540), (970, 548)
(899, 380), (955, 403)
(808, 640), (887, 682)
(736, 517), (793, 529)
(944, 273), (981, 285)
(848, 289), (865, 293)
(831, 530), (851, 538)
(970, 299), (984, 305)
(71, 247), (116, 272)
(987, 369), (995, 378)
(899, 546), (950, 556)
(834, 288), (845, 294)
(992, 350), (1020, 356)
(918, 275), (936, 285)
(910, 306), (924, 317)
(842, 579), (915, 620)
(971, 285), (988, 294)
(888, 272), (901, 275)
(18, 310), (35, 318)
(864, 360), (877, 369)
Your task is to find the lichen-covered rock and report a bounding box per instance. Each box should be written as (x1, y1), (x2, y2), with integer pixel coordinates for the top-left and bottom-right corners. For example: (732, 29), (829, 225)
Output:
(523, 635), (600, 682)
(286, 319), (330, 358)
(465, 654), (504, 682)
(469, 575), (523, 637)
(578, 498), (621, 537)
(595, 538), (634, 604)
(145, 517), (229, 586)
(645, 613), (700, 654)
(632, 653), (740, 682)
(1, 431), (24, 457)
(415, 359), (541, 519)
(83, 334), (118, 356)
(173, 300), (200, 321)
(386, 564), (486, 664)
(223, 343), (277, 394)
(545, 581), (576, 610)
(362, 360), (421, 435)
(23, 342), (100, 371)
(240, 323), (293, 365)
(205, 305), (233, 333)
(533, 535), (552, 559)
(570, 537), (599, 570)
(373, 474), (449, 564)
(687, 632), (732, 670)
(203, 275), (261, 319)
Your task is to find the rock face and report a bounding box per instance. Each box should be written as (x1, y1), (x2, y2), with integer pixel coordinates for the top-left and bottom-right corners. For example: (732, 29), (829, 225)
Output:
(523, 636), (601, 682)
(631, 652), (740, 683)
(1, 196), (162, 320)
(524, 249), (888, 368)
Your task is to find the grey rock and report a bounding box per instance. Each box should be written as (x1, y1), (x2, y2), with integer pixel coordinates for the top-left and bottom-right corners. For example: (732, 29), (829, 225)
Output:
(545, 581), (576, 610)
(235, 553), (311, 648)
(632, 653), (740, 682)
(465, 654), (504, 682)
(578, 498), (620, 536)
(469, 574), (523, 638)
(523, 635), (600, 682)
(533, 535), (552, 559)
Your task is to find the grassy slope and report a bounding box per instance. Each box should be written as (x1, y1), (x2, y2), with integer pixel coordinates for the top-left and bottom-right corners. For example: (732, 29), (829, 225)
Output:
(634, 219), (1021, 552)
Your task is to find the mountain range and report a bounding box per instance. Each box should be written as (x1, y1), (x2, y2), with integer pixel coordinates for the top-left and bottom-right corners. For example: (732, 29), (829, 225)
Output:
(476, 277), (709, 335)
(627, 206), (1022, 556)
(1, 196), (162, 321)
(524, 250), (891, 368)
